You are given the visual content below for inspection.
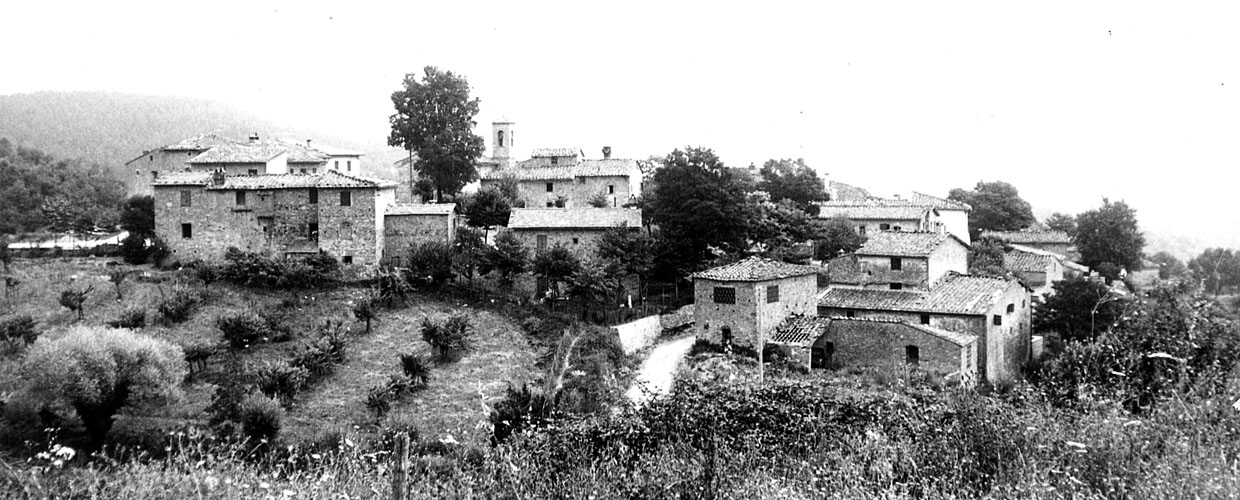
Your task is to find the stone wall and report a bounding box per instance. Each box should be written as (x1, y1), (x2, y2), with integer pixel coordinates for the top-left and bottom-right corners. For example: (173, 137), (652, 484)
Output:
(980, 282), (1033, 384)
(124, 150), (198, 195)
(804, 319), (975, 379)
(928, 239), (969, 284)
(856, 255), (931, 290)
(613, 315), (662, 354)
(496, 174), (635, 209)
(382, 213), (455, 267)
(512, 228), (609, 260)
(694, 274), (817, 349)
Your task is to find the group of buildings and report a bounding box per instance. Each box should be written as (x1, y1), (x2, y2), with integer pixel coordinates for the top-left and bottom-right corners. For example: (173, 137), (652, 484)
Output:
(139, 119), (1102, 387)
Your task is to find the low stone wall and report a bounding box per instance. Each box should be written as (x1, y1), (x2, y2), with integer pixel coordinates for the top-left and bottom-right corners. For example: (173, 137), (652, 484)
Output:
(613, 315), (663, 354)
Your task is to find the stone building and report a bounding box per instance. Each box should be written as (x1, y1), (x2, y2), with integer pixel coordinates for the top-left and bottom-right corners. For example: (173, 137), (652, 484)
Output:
(507, 208), (641, 259)
(817, 273), (1031, 384)
(152, 170), (397, 267)
(770, 316), (978, 383)
(481, 156), (641, 208)
(123, 134), (237, 195)
(187, 143), (290, 176)
(381, 203), (459, 267)
(980, 229), (1073, 257)
(691, 257), (821, 351)
(817, 191), (972, 245)
(1002, 246), (1066, 297)
(836, 231), (969, 291)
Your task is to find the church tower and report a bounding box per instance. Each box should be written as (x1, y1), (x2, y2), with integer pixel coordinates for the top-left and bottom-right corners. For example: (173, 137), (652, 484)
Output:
(492, 117), (514, 169)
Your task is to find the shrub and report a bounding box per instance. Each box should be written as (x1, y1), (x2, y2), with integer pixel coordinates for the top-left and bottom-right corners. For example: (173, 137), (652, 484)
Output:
(220, 249), (339, 289)
(119, 233), (150, 264)
(239, 394), (284, 443)
(255, 363), (309, 403)
(290, 322), (349, 382)
(157, 286), (202, 324)
(58, 285), (94, 321)
(216, 311), (271, 350)
(183, 343), (215, 375)
(365, 384), (394, 421)
(399, 352), (430, 388)
(21, 326), (185, 449)
(421, 313), (472, 362)
(352, 291), (378, 334)
(106, 307), (146, 329)
(0, 314), (38, 352)
(407, 241), (454, 288)
(194, 262), (222, 287)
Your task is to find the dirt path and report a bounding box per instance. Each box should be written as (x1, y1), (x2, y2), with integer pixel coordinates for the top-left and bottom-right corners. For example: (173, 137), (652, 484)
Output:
(626, 335), (696, 406)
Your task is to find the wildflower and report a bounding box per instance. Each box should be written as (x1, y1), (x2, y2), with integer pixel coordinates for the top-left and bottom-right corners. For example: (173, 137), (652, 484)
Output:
(282, 489), (296, 497)
(260, 481), (271, 489)
(204, 476), (220, 491)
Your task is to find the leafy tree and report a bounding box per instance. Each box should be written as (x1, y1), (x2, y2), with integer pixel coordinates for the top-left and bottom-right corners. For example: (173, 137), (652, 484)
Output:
(21, 326), (186, 449)
(756, 158), (829, 215)
(567, 261), (623, 322)
(533, 244), (581, 295)
(462, 187), (511, 238)
(1044, 212), (1077, 240)
(407, 241), (454, 288)
(108, 269), (128, 300)
(0, 139), (124, 234)
(352, 289), (379, 335)
(814, 217), (866, 260)
(967, 237), (1009, 277)
(1188, 248), (1240, 296)
(742, 192), (825, 262)
(1093, 262), (1122, 284)
(452, 226), (487, 286)
(586, 191), (610, 208)
(595, 225), (655, 292)
(482, 230), (528, 286)
(947, 181), (1036, 239)
(388, 66), (486, 200)
(59, 285), (94, 321)
(1075, 198), (1145, 271)
(1032, 278), (1127, 343)
(421, 313), (472, 362)
(1148, 251), (1187, 280)
(118, 195), (155, 237)
(647, 147), (748, 276)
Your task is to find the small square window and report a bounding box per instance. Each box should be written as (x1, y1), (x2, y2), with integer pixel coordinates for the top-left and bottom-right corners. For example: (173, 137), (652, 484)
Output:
(608, 185), (615, 194)
(180, 190), (192, 207)
(993, 315), (1003, 326)
(1007, 303), (1015, 313)
(546, 201), (555, 207)
(300, 168), (307, 174)
(890, 257), (903, 270)
(572, 238), (579, 244)
(766, 285), (780, 303)
(880, 223), (891, 231)
(846, 310), (856, 318)
(248, 169), (258, 176)
(890, 283), (903, 290)
(340, 191), (352, 206)
(546, 182), (554, 192)
(151, 171), (159, 180)
(342, 255), (353, 264)
(920, 314), (930, 325)
(308, 223), (319, 240)
(181, 223), (192, 239)
(858, 226), (866, 235)
(236, 191), (246, 206)
(712, 287), (736, 304)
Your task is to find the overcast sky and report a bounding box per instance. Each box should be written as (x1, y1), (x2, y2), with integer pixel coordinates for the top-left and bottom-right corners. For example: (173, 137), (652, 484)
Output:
(3, 1), (1238, 251)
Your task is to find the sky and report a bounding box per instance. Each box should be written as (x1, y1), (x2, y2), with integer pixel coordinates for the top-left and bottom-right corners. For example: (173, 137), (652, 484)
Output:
(3, 1), (1238, 255)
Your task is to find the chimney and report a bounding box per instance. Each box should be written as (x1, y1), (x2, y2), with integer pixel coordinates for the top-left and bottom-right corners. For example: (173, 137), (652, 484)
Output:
(602, 146), (612, 159)
(306, 139), (312, 147)
(249, 133), (260, 144)
(211, 169), (226, 186)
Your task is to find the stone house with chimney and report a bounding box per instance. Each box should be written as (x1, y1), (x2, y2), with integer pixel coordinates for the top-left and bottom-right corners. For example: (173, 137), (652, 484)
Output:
(507, 207), (642, 259)
(691, 257), (821, 351)
(381, 203), (459, 268)
(152, 170), (396, 267)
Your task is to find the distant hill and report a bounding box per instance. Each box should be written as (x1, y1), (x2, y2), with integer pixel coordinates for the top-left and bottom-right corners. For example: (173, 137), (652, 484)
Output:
(0, 91), (406, 180)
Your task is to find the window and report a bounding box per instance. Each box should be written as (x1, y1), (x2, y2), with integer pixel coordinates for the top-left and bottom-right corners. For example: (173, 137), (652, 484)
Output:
(300, 168), (307, 174)
(546, 201), (555, 207)
(340, 221), (354, 240)
(236, 191), (246, 206)
(713, 287), (736, 304)
(181, 223), (192, 239)
(846, 310), (856, 318)
(920, 314), (930, 325)
(905, 346), (920, 365)
(347, 160), (352, 172)
(1007, 303), (1015, 313)
(536, 235), (548, 250)
(550, 157), (559, 166)
(880, 223), (891, 230)
(893, 226), (902, 231)
(498, 130), (505, 147)
(258, 216), (273, 236)
(858, 226), (866, 235)
(993, 315), (1003, 326)
(890, 257), (903, 270)
(572, 237), (579, 244)
(342, 256), (353, 264)
(340, 191), (351, 206)
(391, 256), (401, 267)
(721, 327), (733, 346)
(890, 283), (903, 290)
(248, 169), (258, 176)
(766, 285), (780, 303)
(546, 182), (554, 192)
(308, 188), (318, 204)
(608, 185), (615, 194)
(180, 190), (192, 207)
(135, 169), (140, 177)
(308, 223), (318, 240)
(151, 171), (159, 181)
(149, 155), (154, 161)
(334, 160), (340, 170)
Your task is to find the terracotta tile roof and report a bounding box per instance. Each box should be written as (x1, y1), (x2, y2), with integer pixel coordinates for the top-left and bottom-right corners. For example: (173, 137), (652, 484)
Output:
(1003, 251), (1056, 273)
(164, 134), (239, 151)
(818, 317), (978, 347)
(820, 272), (1023, 315)
(309, 144), (364, 157)
(980, 230), (1072, 244)
(909, 192), (971, 211)
(386, 203), (457, 216)
(530, 148), (584, 158)
(155, 171), (396, 190)
(770, 316), (829, 345)
(1006, 243), (1066, 259)
(209, 174), (320, 190)
(267, 141), (331, 164)
(508, 208), (641, 230)
(856, 231), (959, 257)
(481, 166), (576, 181)
(188, 144), (287, 164)
(151, 172), (212, 186)
(480, 159), (638, 181)
(692, 256), (821, 282)
(817, 203), (929, 221)
(828, 180), (873, 201)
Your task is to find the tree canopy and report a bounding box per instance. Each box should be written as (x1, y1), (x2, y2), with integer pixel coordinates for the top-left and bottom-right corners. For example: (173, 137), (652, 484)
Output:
(947, 181), (1036, 239)
(814, 217), (866, 260)
(1032, 278), (1127, 343)
(0, 138), (124, 234)
(1045, 212), (1078, 240)
(756, 158), (828, 215)
(1148, 251), (1187, 280)
(388, 67), (485, 200)
(1188, 248), (1240, 296)
(462, 186), (511, 234)
(1075, 198), (1145, 271)
(646, 147), (748, 276)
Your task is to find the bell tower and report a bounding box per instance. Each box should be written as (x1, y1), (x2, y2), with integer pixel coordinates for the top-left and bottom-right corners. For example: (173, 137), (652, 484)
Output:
(492, 117), (514, 168)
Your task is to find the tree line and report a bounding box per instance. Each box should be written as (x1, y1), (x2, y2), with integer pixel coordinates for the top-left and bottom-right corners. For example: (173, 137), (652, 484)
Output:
(0, 138), (125, 235)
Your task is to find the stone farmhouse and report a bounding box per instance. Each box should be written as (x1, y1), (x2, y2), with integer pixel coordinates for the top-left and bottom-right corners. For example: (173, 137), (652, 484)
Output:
(1001, 244), (1067, 297)
(690, 257), (821, 351)
(817, 183), (973, 245)
(382, 203), (460, 268)
(507, 208), (642, 259)
(124, 134), (236, 195)
(829, 231), (970, 291)
(770, 316), (979, 382)
(981, 229), (1074, 258)
(152, 170), (397, 267)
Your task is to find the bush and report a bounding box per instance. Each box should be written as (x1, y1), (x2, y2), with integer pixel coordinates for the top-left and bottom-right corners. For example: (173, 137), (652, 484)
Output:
(290, 322), (349, 382)
(157, 286), (202, 324)
(255, 363), (309, 403)
(106, 307), (146, 329)
(365, 384), (394, 421)
(58, 285), (94, 321)
(220, 248), (339, 289)
(119, 233), (150, 264)
(206, 378), (251, 429)
(0, 314), (38, 352)
(21, 326), (185, 448)
(239, 394), (284, 442)
(183, 343), (215, 375)
(399, 352), (430, 388)
(216, 311), (271, 350)
(407, 241), (454, 288)
(421, 313), (472, 362)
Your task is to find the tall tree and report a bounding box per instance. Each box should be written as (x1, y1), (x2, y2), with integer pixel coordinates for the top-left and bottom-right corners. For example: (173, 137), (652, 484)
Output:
(1045, 212), (1078, 240)
(119, 195), (155, 237)
(1032, 278), (1128, 343)
(814, 217), (866, 260)
(595, 225), (655, 292)
(967, 237), (1009, 277)
(647, 147), (748, 276)
(533, 244), (581, 295)
(1188, 248), (1240, 296)
(756, 158), (829, 215)
(388, 67), (485, 200)
(1075, 198), (1146, 271)
(1148, 251), (1188, 280)
(947, 181), (1036, 239)
(462, 187), (511, 239)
